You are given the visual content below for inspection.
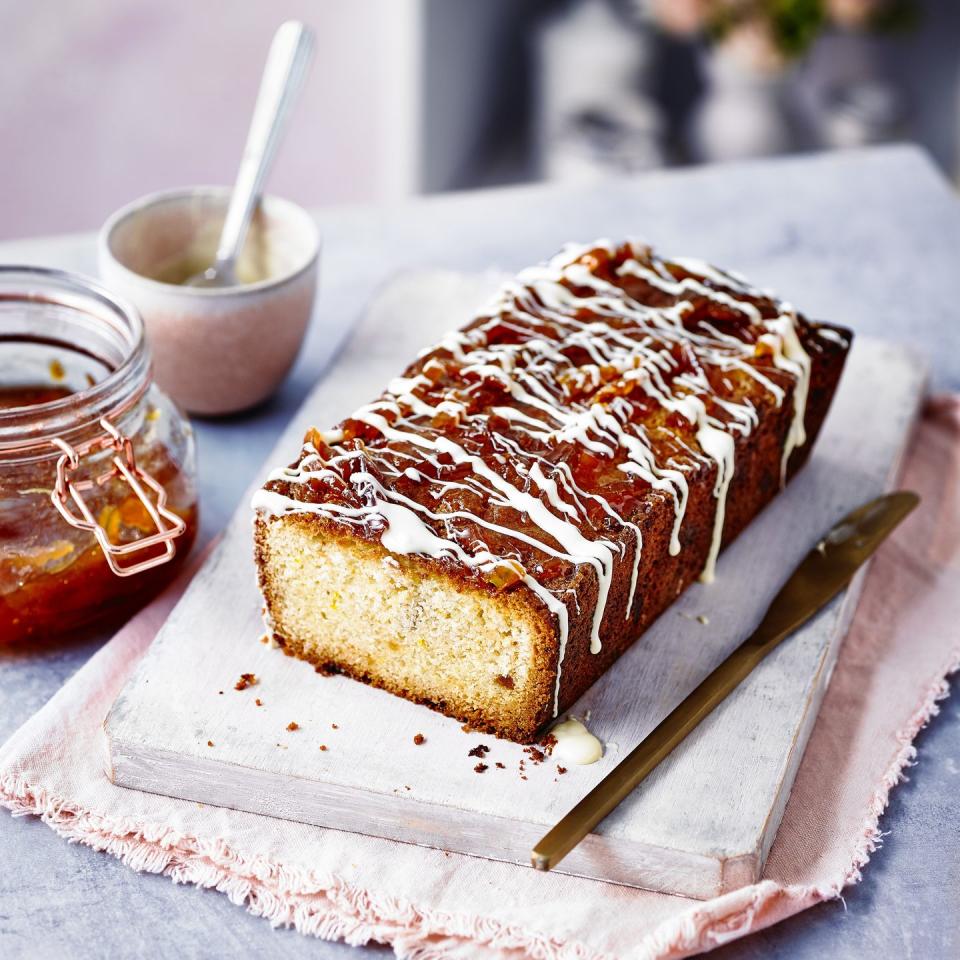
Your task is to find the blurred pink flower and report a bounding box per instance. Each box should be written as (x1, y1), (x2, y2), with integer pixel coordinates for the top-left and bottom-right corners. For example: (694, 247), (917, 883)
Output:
(719, 16), (789, 73)
(647, 0), (713, 36)
(827, 0), (885, 29)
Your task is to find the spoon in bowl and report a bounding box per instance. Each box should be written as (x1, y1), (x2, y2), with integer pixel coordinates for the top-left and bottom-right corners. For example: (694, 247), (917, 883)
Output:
(188, 21), (314, 289)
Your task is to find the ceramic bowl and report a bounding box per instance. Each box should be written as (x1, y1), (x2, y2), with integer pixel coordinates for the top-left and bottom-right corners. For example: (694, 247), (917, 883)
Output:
(98, 187), (319, 416)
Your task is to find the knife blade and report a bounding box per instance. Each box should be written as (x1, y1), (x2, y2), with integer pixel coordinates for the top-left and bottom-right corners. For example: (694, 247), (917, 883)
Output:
(531, 490), (919, 872)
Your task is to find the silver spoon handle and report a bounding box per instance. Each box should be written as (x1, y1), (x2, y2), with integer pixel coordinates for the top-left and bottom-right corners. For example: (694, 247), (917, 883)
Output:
(215, 20), (314, 268)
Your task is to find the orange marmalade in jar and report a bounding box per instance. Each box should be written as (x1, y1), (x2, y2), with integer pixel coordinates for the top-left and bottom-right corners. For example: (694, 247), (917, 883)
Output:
(0, 267), (197, 642)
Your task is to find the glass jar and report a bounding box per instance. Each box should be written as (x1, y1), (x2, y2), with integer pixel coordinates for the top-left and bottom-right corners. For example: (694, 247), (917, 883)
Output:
(0, 267), (198, 643)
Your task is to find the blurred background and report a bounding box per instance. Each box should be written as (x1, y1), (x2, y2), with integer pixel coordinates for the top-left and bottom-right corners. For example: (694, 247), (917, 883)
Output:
(1, 0), (958, 242)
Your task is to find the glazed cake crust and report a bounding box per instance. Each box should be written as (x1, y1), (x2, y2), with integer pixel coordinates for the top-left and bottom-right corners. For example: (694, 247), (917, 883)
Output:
(253, 240), (851, 742)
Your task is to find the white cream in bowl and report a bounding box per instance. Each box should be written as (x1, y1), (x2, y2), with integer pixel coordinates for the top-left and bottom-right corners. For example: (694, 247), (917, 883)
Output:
(98, 187), (319, 416)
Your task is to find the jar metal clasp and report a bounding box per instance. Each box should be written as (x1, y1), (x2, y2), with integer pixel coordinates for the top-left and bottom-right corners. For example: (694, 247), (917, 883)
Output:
(50, 418), (187, 577)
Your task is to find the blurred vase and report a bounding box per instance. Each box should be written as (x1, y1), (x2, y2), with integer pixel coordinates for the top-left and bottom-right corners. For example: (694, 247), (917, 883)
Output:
(797, 30), (905, 152)
(689, 44), (797, 163)
(820, 80), (903, 148)
(535, 0), (665, 180)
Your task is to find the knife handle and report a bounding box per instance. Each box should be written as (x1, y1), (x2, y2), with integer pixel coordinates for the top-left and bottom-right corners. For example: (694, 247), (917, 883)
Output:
(531, 490), (918, 873)
(531, 643), (763, 871)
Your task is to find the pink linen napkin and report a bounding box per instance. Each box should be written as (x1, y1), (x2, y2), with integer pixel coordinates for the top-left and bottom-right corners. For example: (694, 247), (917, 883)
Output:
(2, 397), (958, 960)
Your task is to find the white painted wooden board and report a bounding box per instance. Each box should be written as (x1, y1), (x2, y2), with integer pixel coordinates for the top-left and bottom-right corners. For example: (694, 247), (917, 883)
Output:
(104, 271), (926, 899)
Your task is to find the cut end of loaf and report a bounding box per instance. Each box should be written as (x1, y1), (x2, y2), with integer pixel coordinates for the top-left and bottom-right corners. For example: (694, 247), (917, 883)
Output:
(255, 515), (557, 742)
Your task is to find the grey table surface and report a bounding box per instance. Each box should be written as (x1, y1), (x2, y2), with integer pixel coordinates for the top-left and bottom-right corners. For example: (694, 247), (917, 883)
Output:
(1, 145), (958, 959)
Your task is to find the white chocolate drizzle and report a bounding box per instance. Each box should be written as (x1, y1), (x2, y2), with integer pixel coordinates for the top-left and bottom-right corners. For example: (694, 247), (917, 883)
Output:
(549, 717), (603, 765)
(252, 240), (815, 715)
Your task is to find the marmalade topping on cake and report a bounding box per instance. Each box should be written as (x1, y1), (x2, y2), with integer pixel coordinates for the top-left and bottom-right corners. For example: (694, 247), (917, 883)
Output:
(254, 240), (845, 716)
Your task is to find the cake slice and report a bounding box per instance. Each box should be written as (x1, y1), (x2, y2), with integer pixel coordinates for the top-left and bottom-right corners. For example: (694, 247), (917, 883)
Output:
(253, 240), (850, 742)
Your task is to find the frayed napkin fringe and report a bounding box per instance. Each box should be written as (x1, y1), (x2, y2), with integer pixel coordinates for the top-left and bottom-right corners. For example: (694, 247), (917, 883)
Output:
(0, 771), (583, 960)
(647, 648), (959, 960)
(1, 648), (956, 960)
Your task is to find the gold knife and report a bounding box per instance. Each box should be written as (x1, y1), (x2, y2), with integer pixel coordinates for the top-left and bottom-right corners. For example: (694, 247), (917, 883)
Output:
(531, 490), (919, 872)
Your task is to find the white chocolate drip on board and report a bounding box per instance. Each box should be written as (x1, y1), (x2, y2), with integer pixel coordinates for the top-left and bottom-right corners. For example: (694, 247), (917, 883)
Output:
(549, 717), (603, 765)
(252, 240), (814, 715)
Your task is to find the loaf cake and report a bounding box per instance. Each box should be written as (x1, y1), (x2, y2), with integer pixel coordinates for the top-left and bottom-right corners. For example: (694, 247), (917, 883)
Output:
(253, 240), (851, 742)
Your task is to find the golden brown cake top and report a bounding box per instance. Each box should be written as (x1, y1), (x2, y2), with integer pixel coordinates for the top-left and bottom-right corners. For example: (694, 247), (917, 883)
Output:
(254, 240), (846, 667)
